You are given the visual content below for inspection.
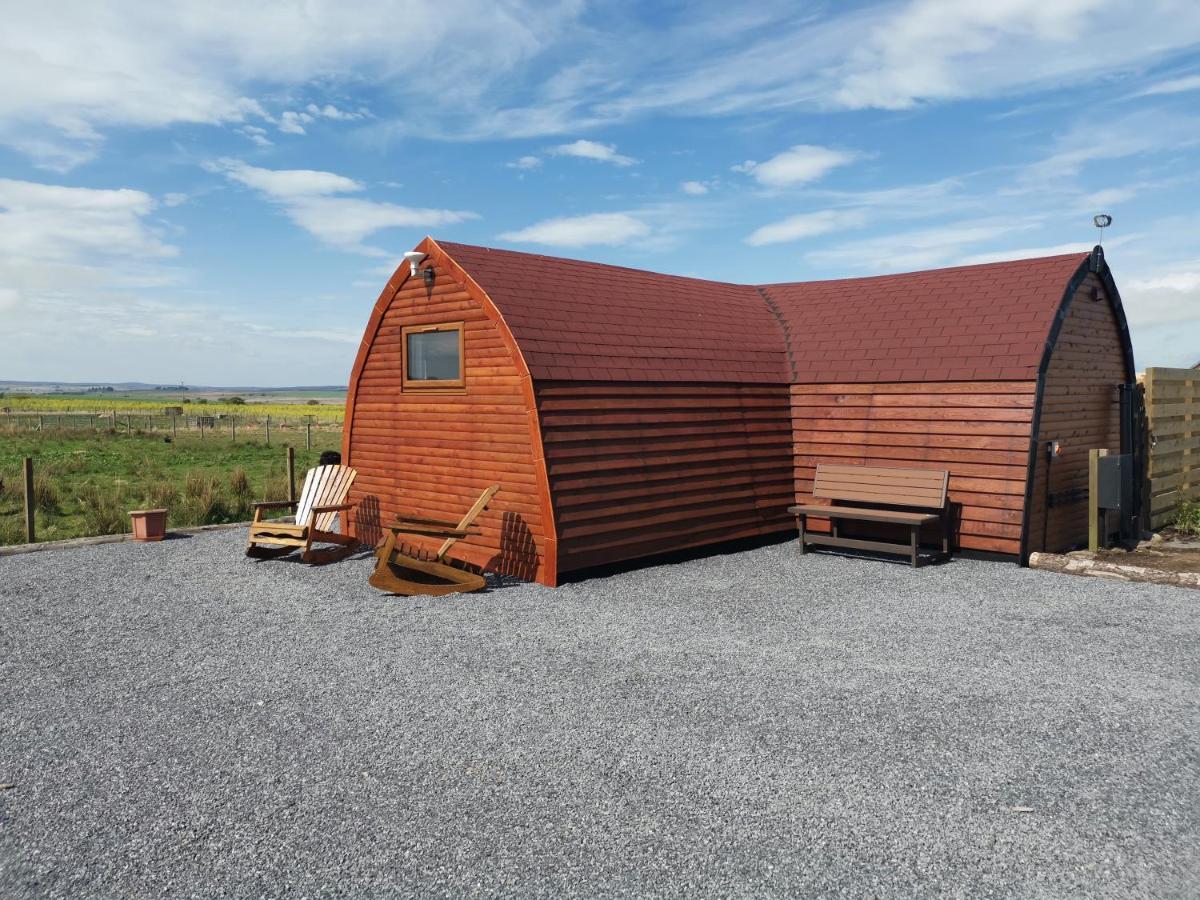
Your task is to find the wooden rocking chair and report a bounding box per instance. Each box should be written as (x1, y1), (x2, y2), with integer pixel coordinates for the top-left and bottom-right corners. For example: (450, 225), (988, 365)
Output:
(246, 465), (359, 564)
(368, 485), (500, 596)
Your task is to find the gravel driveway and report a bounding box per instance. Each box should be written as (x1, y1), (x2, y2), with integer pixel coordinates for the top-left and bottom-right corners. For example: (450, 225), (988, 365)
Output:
(1, 530), (1197, 898)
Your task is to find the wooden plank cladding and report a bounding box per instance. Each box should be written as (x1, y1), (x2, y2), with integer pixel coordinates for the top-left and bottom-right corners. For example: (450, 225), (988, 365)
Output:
(791, 381), (1036, 555)
(344, 259), (551, 584)
(1026, 272), (1126, 554)
(537, 381), (795, 573)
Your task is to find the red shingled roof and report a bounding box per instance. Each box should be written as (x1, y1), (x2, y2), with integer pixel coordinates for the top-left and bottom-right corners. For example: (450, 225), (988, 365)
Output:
(762, 253), (1087, 383)
(438, 241), (785, 383)
(434, 239), (1088, 385)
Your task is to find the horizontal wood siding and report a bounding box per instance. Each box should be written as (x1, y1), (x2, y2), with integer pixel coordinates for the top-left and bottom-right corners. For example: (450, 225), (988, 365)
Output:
(1143, 368), (1200, 527)
(791, 381), (1037, 555)
(345, 264), (550, 582)
(536, 382), (795, 572)
(1027, 273), (1124, 554)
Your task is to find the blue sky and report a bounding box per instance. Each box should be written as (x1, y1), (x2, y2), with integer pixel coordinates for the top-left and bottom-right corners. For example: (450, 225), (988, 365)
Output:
(2, 0), (1200, 385)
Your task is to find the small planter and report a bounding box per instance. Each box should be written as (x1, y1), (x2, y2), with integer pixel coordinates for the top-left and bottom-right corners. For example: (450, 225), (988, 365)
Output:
(129, 508), (168, 542)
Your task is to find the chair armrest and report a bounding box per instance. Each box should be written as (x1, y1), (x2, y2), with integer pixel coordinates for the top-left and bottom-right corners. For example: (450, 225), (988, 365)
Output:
(392, 514), (461, 529)
(311, 502), (356, 514)
(254, 500), (298, 510)
(389, 521), (472, 539)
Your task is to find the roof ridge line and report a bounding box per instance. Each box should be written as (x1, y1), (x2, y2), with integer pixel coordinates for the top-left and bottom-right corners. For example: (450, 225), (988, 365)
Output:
(754, 285), (798, 383)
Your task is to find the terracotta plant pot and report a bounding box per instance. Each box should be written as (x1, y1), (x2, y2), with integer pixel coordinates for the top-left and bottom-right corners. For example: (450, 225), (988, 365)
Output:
(129, 508), (168, 542)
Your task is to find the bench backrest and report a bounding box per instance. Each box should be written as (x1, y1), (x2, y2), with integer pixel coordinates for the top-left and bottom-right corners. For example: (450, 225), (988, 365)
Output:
(813, 464), (948, 510)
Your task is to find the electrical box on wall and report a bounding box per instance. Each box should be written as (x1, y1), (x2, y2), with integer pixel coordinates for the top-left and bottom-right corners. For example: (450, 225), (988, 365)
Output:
(1097, 454), (1132, 511)
(1047, 440), (1062, 458)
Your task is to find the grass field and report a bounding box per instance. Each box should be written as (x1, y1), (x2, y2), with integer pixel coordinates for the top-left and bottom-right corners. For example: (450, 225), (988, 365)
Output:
(0, 393), (345, 422)
(0, 427), (343, 546)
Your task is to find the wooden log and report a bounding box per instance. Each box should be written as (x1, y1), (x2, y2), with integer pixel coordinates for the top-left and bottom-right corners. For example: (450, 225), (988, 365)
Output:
(1028, 551), (1200, 588)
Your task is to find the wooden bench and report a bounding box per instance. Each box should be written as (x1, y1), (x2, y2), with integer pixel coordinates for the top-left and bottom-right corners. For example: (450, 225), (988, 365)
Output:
(788, 465), (950, 568)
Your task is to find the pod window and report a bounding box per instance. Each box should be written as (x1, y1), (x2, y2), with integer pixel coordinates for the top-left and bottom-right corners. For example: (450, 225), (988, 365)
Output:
(402, 322), (465, 389)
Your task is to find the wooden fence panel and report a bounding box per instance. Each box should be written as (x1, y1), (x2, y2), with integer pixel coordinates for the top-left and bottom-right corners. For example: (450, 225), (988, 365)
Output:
(1143, 368), (1200, 527)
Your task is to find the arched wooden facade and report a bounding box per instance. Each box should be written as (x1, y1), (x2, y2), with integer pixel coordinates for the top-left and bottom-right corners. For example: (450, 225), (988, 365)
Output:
(344, 238), (1134, 585)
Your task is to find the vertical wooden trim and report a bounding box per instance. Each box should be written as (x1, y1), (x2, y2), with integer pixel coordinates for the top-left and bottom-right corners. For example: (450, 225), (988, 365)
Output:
(1018, 259), (1091, 564)
(423, 238), (560, 586)
(1018, 249), (1137, 563)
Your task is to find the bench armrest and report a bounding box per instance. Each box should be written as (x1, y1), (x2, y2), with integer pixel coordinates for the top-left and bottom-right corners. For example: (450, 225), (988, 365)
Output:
(311, 502), (356, 514)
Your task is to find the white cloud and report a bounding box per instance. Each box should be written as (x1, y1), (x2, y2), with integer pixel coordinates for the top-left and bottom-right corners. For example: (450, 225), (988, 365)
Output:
(0, 179), (177, 266)
(957, 242), (1096, 265)
(506, 155), (542, 170)
(1019, 110), (1200, 185)
(206, 158), (477, 254)
(499, 212), (649, 247)
(745, 209), (867, 246)
(305, 103), (369, 121)
(550, 139), (637, 166)
(733, 145), (858, 187)
(680, 180), (709, 195)
(1083, 187), (1138, 208)
(833, 0), (1106, 109)
(1122, 270), (1200, 327)
(279, 110), (314, 134)
(0, 0), (582, 167)
(208, 159), (361, 197)
(1138, 74), (1200, 97)
(803, 217), (1043, 272)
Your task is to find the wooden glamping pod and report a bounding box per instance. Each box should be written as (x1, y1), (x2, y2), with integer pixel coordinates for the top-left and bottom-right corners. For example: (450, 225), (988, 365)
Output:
(344, 238), (1135, 585)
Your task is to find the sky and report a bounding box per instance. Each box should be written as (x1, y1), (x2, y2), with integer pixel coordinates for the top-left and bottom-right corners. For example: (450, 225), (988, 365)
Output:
(2, 0), (1200, 386)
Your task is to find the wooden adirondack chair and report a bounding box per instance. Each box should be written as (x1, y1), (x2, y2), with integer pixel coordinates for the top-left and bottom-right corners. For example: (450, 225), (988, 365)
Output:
(368, 485), (500, 596)
(246, 464), (359, 564)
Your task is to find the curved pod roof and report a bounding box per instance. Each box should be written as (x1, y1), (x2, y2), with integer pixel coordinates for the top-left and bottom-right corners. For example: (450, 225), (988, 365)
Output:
(404, 239), (1125, 385)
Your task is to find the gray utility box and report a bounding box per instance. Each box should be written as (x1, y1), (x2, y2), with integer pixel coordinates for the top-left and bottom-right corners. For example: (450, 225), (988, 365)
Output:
(1097, 453), (1132, 511)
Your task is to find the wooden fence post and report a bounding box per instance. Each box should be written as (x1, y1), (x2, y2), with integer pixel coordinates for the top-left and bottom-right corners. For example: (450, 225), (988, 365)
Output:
(265, 415), (271, 446)
(287, 447), (296, 503)
(306, 421), (312, 450)
(172, 415), (177, 439)
(1088, 448), (1109, 551)
(22, 457), (35, 544)
(231, 416), (236, 443)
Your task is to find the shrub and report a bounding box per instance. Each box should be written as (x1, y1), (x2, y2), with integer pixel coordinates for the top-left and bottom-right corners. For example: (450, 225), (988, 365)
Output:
(262, 472), (293, 504)
(32, 473), (59, 513)
(145, 480), (180, 510)
(75, 482), (129, 536)
(1174, 499), (1200, 536)
(0, 515), (24, 545)
(228, 468), (253, 518)
(178, 470), (230, 526)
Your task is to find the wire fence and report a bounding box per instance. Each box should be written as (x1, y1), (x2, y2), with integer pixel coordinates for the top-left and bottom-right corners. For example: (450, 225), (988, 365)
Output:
(0, 410), (342, 447)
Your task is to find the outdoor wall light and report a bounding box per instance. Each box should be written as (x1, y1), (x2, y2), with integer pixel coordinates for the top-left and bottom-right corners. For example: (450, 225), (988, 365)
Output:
(422, 266), (435, 287)
(403, 250), (427, 278)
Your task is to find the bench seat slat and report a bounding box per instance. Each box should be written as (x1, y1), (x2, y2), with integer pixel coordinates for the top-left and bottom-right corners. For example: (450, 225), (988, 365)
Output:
(788, 504), (940, 525)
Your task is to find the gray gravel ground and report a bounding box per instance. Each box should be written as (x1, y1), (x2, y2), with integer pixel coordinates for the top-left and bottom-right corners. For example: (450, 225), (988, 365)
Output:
(1, 530), (1197, 899)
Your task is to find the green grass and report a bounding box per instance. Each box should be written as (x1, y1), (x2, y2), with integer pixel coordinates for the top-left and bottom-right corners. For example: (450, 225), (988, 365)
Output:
(0, 428), (343, 545)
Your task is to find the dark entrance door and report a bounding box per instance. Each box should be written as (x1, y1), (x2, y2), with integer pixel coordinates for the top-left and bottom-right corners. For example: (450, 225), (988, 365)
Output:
(1118, 382), (1149, 543)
